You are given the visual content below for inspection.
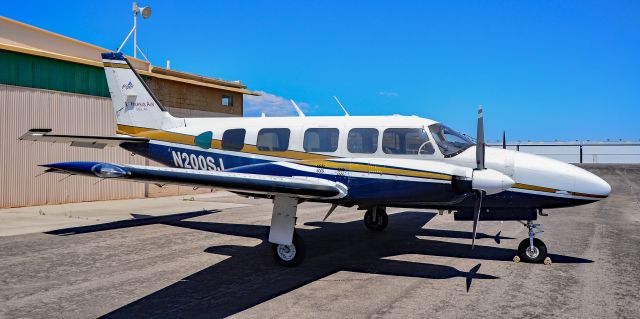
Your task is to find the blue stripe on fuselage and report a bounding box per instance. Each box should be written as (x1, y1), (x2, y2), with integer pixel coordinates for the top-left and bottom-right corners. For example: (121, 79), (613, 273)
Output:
(122, 141), (271, 171)
(120, 141), (594, 209)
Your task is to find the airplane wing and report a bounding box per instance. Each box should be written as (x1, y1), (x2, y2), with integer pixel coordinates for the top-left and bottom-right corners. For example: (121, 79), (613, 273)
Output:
(19, 129), (149, 149)
(41, 161), (347, 199)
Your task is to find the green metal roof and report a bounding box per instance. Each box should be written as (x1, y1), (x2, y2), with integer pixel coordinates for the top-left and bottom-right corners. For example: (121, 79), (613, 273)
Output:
(0, 49), (110, 97)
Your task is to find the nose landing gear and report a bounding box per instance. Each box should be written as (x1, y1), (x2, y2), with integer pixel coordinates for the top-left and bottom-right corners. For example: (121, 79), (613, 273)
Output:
(516, 221), (549, 263)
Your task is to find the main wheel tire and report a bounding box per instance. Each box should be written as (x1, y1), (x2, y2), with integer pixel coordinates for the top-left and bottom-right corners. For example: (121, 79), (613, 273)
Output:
(271, 232), (305, 267)
(517, 238), (548, 263)
(364, 208), (388, 231)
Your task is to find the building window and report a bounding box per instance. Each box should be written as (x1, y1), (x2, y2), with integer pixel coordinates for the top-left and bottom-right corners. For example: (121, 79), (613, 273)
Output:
(257, 128), (290, 151)
(382, 128), (434, 155)
(222, 95), (233, 107)
(222, 129), (246, 151)
(347, 128), (379, 154)
(304, 128), (339, 153)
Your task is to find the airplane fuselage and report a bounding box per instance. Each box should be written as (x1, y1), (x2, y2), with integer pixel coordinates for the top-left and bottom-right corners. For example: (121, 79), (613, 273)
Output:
(117, 114), (610, 212)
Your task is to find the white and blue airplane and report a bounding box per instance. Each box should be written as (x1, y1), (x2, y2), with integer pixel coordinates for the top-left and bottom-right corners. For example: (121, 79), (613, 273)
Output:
(19, 52), (611, 266)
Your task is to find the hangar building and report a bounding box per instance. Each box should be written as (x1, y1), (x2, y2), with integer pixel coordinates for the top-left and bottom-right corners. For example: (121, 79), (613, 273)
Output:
(0, 16), (258, 208)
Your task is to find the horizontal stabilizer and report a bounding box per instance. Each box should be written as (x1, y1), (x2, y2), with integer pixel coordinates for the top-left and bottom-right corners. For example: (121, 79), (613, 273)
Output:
(41, 161), (347, 199)
(19, 129), (149, 149)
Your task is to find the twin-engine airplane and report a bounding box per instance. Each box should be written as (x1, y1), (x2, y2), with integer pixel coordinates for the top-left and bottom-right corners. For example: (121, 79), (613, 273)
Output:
(20, 52), (611, 266)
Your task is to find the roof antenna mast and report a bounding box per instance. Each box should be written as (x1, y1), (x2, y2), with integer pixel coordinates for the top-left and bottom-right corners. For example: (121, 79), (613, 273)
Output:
(116, 2), (152, 62)
(290, 100), (306, 117)
(333, 96), (350, 116)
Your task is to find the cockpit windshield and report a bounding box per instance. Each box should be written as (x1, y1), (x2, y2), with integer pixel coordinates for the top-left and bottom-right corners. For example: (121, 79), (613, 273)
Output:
(428, 123), (475, 157)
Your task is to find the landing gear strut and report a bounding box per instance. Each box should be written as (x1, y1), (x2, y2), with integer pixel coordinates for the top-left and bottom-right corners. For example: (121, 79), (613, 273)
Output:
(268, 195), (306, 267)
(364, 207), (388, 231)
(517, 221), (548, 263)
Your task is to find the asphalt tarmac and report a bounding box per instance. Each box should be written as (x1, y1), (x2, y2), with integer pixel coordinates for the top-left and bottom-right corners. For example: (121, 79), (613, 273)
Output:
(1, 164), (639, 318)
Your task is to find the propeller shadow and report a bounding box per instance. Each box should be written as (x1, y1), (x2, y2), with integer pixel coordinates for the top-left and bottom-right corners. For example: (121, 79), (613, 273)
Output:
(99, 211), (591, 318)
(417, 229), (515, 244)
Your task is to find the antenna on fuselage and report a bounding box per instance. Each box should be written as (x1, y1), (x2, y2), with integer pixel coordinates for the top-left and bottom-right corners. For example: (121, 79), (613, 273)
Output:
(290, 99), (306, 117)
(502, 130), (506, 149)
(333, 96), (350, 116)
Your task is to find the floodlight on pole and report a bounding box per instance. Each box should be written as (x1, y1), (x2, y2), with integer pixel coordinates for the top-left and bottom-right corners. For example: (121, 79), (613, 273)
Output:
(117, 2), (152, 61)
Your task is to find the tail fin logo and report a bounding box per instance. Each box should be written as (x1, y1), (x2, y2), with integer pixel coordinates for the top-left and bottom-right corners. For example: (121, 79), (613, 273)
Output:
(121, 81), (134, 90)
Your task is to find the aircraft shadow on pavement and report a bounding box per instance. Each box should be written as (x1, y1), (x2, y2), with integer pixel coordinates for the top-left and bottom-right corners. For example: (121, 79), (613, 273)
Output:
(87, 211), (592, 318)
(45, 210), (221, 235)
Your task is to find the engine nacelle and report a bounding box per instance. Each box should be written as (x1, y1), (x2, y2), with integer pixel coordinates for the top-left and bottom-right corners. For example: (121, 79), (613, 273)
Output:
(471, 169), (515, 195)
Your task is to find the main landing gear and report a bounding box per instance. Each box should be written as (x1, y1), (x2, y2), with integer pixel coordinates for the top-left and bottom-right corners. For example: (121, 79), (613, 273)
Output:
(364, 207), (388, 231)
(272, 231), (305, 267)
(268, 195), (306, 267)
(515, 221), (550, 264)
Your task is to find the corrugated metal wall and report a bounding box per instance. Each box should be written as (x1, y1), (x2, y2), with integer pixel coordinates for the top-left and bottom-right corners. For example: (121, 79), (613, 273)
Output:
(0, 49), (110, 97)
(0, 49), (247, 207)
(0, 84), (145, 208)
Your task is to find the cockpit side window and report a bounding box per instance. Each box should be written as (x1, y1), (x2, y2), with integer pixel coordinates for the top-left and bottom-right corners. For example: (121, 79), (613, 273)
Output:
(382, 128), (435, 155)
(428, 123), (474, 157)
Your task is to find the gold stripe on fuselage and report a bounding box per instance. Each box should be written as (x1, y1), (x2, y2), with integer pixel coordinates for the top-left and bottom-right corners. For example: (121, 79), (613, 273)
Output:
(512, 183), (557, 193)
(297, 160), (452, 181)
(568, 191), (608, 199)
(117, 124), (604, 199)
(512, 183), (606, 199)
(117, 125), (450, 181)
(117, 124), (333, 160)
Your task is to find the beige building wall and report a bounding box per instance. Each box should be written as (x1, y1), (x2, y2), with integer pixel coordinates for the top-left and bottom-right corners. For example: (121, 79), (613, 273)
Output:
(0, 16), (255, 207)
(146, 77), (243, 117)
(0, 84), (146, 208)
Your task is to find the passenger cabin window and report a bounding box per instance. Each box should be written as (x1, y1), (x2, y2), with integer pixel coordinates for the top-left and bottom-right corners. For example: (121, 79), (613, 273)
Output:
(222, 129), (246, 151)
(304, 128), (339, 152)
(382, 128), (435, 155)
(221, 95), (233, 107)
(257, 128), (290, 151)
(347, 128), (379, 154)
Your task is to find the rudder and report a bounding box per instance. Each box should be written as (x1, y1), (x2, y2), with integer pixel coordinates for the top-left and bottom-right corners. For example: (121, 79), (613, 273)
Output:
(101, 52), (182, 131)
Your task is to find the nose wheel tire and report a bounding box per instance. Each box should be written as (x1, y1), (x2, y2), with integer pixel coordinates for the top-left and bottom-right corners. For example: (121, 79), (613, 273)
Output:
(364, 208), (388, 231)
(271, 232), (305, 267)
(517, 238), (547, 263)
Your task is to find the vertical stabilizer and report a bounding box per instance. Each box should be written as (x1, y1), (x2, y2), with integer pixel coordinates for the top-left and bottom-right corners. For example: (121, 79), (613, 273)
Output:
(101, 52), (183, 130)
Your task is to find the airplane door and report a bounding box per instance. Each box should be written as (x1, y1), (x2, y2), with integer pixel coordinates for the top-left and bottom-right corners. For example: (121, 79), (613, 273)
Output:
(347, 160), (380, 192)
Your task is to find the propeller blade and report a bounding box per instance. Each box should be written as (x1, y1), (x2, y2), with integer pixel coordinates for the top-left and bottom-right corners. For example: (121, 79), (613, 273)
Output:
(476, 106), (485, 170)
(502, 130), (506, 149)
(471, 190), (484, 249)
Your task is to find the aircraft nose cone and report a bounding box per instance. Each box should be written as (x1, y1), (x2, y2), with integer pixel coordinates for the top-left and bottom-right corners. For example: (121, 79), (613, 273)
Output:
(576, 168), (611, 198)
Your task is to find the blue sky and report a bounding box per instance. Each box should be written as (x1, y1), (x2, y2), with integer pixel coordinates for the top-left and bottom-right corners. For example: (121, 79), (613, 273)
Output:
(4, 0), (639, 141)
